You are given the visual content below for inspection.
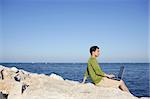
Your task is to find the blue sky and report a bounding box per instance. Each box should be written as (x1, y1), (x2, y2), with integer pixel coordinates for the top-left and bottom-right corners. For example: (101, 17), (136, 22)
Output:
(0, 0), (149, 63)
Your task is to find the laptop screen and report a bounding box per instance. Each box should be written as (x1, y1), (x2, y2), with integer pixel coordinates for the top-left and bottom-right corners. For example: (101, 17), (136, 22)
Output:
(118, 66), (125, 79)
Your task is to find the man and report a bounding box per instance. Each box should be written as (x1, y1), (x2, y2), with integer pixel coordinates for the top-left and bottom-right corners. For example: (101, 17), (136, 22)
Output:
(82, 46), (130, 93)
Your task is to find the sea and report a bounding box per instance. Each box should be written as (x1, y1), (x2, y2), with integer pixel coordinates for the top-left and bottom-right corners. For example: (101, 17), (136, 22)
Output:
(0, 63), (149, 97)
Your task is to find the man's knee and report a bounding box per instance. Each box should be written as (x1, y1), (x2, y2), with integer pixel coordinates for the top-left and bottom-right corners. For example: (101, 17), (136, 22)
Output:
(120, 80), (125, 84)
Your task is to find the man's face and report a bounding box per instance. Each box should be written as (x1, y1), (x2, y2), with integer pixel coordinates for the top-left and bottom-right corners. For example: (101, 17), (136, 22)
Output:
(93, 48), (100, 57)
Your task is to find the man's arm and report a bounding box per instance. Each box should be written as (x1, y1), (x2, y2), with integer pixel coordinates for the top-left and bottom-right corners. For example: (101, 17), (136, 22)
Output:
(82, 76), (87, 83)
(82, 69), (89, 83)
(90, 59), (106, 77)
(91, 60), (115, 78)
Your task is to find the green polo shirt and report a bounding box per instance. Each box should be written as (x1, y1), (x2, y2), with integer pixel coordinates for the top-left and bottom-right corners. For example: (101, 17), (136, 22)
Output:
(84, 57), (105, 84)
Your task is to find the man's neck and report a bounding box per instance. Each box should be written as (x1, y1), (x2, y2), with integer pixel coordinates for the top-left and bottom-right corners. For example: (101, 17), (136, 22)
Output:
(91, 55), (96, 58)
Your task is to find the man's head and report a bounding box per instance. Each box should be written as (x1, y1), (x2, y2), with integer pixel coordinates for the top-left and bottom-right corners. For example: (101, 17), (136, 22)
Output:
(90, 46), (100, 57)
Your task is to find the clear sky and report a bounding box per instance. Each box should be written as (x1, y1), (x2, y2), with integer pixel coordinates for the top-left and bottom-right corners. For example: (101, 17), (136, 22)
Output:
(0, 0), (149, 63)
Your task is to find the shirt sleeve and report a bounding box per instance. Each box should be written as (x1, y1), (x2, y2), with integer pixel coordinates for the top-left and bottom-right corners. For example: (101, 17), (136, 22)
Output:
(91, 59), (105, 77)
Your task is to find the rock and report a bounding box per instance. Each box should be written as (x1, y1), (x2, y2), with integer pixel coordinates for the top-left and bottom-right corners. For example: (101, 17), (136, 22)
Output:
(0, 80), (22, 95)
(140, 97), (150, 99)
(11, 67), (19, 73)
(10, 67), (19, 73)
(65, 79), (80, 86)
(2, 69), (15, 80)
(49, 73), (64, 81)
(19, 69), (30, 75)
(0, 65), (139, 99)
(0, 69), (4, 80)
(14, 74), (21, 82)
(0, 92), (7, 99)
(0, 65), (8, 70)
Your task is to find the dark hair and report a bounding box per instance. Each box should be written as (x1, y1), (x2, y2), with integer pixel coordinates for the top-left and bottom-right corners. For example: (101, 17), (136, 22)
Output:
(90, 46), (99, 55)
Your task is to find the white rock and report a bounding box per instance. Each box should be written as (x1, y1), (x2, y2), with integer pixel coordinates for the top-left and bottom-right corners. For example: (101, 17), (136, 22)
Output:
(7, 81), (22, 99)
(140, 97), (150, 99)
(11, 67), (18, 73)
(86, 83), (95, 87)
(49, 73), (64, 81)
(0, 65), (9, 70)
(65, 79), (79, 85)
(19, 69), (29, 75)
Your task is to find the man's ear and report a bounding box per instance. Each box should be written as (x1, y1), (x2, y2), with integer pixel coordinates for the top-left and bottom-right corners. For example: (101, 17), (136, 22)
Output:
(92, 51), (94, 55)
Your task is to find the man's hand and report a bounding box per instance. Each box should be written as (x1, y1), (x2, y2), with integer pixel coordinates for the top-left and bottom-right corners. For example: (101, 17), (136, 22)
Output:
(107, 74), (115, 78)
(82, 77), (87, 84)
(104, 73), (115, 78)
(81, 81), (85, 84)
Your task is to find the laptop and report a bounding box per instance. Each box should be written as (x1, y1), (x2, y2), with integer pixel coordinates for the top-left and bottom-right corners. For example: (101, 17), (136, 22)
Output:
(111, 66), (125, 81)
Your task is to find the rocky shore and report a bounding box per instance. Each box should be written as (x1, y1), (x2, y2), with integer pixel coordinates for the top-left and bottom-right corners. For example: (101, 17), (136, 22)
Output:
(0, 65), (139, 99)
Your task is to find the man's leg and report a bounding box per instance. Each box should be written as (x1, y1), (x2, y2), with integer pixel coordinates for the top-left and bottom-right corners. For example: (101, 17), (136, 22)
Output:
(119, 80), (130, 93)
(96, 77), (122, 88)
(96, 77), (130, 93)
(96, 78), (137, 98)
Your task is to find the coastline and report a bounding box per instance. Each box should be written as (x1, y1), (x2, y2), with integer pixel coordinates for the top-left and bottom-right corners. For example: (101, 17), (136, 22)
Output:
(0, 65), (141, 99)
